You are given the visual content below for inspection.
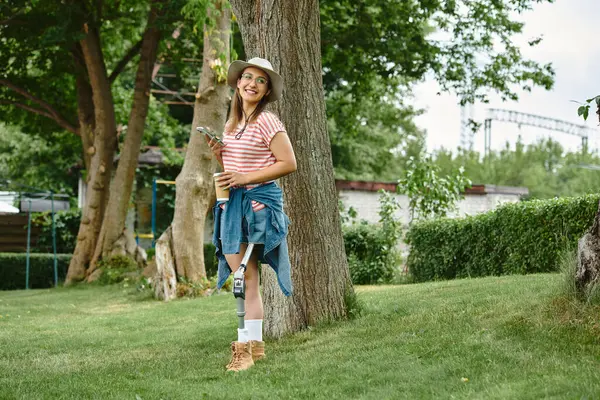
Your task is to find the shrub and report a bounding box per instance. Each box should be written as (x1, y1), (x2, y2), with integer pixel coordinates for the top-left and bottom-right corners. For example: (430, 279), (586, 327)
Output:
(101, 243), (218, 289)
(31, 209), (81, 253)
(96, 255), (140, 285)
(397, 155), (471, 221)
(0, 253), (71, 290)
(175, 274), (233, 298)
(176, 276), (212, 298)
(342, 191), (401, 285)
(406, 194), (600, 282)
(204, 243), (218, 277)
(344, 223), (396, 284)
(146, 247), (156, 261)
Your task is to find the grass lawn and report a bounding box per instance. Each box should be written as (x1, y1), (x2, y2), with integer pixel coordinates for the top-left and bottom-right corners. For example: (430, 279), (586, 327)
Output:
(1, 273), (599, 399)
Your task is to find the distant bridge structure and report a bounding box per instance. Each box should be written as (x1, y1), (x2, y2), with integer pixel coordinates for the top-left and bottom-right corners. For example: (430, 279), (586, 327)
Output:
(482, 109), (596, 156)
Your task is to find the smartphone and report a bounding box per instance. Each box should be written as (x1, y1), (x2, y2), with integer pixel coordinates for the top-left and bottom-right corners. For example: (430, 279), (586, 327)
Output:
(196, 126), (225, 147)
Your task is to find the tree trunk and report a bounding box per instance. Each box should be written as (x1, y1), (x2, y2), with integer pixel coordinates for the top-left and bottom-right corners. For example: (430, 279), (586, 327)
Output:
(576, 201), (600, 297)
(154, 227), (178, 301)
(230, 0), (353, 338)
(168, 1), (231, 282)
(88, 2), (164, 276)
(73, 44), (95, 172)
(66, 25), (117, 283)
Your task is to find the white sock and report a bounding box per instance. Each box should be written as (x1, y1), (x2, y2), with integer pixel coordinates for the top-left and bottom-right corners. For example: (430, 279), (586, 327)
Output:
(245, 319), (263, 342)
(237, 328), (249, 343)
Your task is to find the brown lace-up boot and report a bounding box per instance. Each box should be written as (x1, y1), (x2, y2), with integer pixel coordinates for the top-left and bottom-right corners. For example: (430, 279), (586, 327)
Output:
(226, 341), (254, 372)
(248, 340), (265, 361)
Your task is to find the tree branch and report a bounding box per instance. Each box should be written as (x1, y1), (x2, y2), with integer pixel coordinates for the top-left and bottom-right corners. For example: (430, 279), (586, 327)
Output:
(0, 6), (26, 25)
(0, 79), (79, 135)
(108, 39), (143, 84)
(0, 78), (73, 123)
(0, 100), (80, 135)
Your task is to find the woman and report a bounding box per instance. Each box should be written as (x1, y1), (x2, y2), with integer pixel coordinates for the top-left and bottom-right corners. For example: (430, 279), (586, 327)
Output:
(207, 57), (296, 372)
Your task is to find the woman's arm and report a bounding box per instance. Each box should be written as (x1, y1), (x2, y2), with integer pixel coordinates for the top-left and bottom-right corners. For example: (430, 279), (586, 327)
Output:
(216, 131), (297, 188)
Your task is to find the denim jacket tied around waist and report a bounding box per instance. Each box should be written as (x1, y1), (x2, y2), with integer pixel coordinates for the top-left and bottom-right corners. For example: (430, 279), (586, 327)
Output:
(212, 182), (293, 296)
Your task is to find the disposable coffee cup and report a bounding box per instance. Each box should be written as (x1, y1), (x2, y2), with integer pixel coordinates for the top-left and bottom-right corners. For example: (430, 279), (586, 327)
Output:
(213, 172), (229, 201)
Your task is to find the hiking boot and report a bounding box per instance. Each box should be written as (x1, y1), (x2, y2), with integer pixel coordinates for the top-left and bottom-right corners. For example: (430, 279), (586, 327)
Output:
(226, 341), (254, 372)
(249, 340), (265, 361)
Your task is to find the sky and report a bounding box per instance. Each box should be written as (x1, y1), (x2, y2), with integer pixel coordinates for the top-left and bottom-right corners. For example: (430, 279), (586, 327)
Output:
(413, 0), (600, 155)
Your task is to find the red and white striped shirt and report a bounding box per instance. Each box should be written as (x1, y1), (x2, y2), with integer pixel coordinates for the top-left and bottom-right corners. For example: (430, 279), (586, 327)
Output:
(222, 111), (286, 211)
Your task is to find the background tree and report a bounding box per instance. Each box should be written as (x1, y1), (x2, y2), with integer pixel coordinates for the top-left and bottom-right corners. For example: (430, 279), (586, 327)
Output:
(326, 86), (426, 181)
(229, 0), (354, 338)
(319, 0), (555, 180)
(70, 1), (186, 282)
(0, 1), (123, 281)
(87, 0), (169, 278)
(431, 138), (600, 200)
(0, 1), (187, 282)
(0, 123), (81, 195)
(154, 0), (232, 296)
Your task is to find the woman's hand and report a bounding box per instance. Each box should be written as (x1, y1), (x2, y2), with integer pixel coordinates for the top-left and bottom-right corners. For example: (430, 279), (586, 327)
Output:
(204, 135), (225, 165)
(215, 171), (250, 188)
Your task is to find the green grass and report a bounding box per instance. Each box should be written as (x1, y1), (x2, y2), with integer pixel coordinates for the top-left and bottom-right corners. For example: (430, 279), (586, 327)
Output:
(1, 274), (599, 399)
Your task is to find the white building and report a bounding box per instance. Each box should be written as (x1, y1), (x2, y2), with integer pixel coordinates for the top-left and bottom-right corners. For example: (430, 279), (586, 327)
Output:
(336, 180), (528, 225)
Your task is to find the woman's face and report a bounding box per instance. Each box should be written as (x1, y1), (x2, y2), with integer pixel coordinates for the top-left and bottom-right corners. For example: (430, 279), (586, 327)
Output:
(237, 67), (270, 106)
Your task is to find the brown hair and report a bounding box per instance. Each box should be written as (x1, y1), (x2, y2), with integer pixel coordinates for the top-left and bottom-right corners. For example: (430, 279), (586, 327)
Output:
(225, 71), (272, 135)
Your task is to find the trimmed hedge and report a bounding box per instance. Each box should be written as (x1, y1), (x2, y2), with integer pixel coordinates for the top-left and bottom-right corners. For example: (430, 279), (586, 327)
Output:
(1, 243), (218, 291)
(0, 253), (72, 290)
(406, 194), (600, 282)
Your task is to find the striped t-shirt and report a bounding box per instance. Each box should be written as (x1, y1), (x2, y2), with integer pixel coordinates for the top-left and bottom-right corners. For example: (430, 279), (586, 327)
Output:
(222, 111), (286, 211)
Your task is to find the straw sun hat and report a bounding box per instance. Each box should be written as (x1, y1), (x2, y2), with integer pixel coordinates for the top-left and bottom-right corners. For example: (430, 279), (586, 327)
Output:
(227, 57), (283, 103)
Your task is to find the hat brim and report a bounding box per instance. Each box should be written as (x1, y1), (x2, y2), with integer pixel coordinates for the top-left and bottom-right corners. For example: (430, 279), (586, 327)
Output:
(227, 60), (283, 103)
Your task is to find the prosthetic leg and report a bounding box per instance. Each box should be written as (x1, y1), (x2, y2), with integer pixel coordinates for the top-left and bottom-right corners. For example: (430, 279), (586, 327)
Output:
(233, 242), (255, 336)
(226, 243), (256, 371)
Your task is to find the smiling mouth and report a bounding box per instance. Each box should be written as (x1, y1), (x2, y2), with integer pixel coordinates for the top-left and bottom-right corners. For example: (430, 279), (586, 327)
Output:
(245, 89), (258, 95)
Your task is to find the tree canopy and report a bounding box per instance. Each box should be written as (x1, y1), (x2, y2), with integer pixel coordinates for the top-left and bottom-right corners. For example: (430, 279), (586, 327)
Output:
(320, 0), (555, 180)
(1, 0), (562, 190)
(0, 1), (188, 194)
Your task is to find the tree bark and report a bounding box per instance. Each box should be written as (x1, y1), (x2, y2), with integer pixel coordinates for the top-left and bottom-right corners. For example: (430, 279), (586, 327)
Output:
(230, 0), (353, 338)
(66, 25), (117, 283)
(88, 1), (164, 276)
(169, 1), (231, 282)
(73, 44), (95, 172)
(154, 227), (178, 301)
(576, 200), (600, 297)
